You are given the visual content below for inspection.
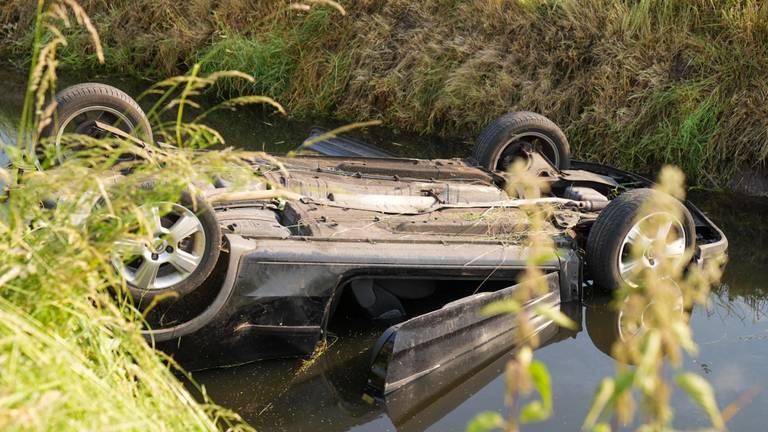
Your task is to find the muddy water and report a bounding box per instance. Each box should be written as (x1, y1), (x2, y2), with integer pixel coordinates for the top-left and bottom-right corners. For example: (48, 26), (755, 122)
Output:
(1, 67), (767, 431)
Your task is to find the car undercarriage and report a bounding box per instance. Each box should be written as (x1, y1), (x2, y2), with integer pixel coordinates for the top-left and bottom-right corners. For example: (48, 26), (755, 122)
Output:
(147, 150), (727, 392)
(2, 83), (729, 394)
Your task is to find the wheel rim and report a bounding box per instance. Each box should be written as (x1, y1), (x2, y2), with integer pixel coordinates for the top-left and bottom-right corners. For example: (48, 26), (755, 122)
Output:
(113, 202), (206, 291)
(617, 212), (687, 288)
(54, 106), (136, 161)
(496, 132), (560, 170)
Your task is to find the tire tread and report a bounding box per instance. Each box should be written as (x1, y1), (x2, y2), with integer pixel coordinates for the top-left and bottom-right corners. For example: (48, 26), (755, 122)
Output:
(473, 111), (571, 170)
(586, 188), (695, 291)
(43, 83), (153, 144)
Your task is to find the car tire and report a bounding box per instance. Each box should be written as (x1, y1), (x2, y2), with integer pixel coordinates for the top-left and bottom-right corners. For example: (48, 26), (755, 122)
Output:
(472, 112), (571, 171)
(112, 192), (221, 304)
(586, 188), (696, 291)
(41, 83), (153, 161)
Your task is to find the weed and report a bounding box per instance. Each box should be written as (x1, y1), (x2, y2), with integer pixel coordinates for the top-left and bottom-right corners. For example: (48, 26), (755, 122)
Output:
(0, 1), (268, 430)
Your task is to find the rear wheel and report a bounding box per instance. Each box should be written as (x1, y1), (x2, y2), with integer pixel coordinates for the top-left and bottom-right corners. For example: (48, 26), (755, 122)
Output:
(112, 193), (221, 303)
(586, 188), (695, 291)
(41, 83), (152, 162)
(472, 112), (571, 171)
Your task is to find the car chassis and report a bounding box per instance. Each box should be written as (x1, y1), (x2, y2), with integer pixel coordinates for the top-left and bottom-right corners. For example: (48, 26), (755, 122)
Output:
(2, 84), (728, 394)
(147, 141), (726, 393)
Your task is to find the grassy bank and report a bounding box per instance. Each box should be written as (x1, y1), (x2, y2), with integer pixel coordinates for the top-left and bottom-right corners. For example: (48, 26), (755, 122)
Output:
(0, 2), (260, 429)
(0, 163), (248, 431)
(3, 0), (768, 186)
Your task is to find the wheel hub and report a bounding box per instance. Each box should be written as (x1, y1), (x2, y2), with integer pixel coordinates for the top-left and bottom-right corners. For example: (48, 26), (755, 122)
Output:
(643, 244), (657, 266)
(496, 132), (560, 171)
(618, 212), (686, 287)
(112, 202), (207, 291)
(55, 105), (136, 162)
(150, 238), (168, 253)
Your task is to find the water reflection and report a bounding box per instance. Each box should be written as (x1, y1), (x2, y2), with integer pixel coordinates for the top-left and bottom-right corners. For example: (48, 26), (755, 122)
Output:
(585, 282), (687, 362)
(691, 191), (768, 317)
(0, 120), (11, 174)
(192, 297), (675, 431)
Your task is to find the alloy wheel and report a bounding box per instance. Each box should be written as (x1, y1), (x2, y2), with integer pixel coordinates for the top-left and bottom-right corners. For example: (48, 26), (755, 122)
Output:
(113, 202), (206, 291)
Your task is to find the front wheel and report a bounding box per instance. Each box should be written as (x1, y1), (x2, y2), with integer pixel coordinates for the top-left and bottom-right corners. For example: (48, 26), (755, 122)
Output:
(112, 193), (221, 303)
(586, 188), (696, 291)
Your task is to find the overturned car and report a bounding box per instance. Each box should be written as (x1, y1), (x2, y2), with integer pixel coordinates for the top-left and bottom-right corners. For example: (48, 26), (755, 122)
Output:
(14, 83), (728, 392)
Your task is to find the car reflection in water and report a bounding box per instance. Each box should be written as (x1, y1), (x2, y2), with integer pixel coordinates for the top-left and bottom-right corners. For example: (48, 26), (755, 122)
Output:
(190, 286), (683, 432)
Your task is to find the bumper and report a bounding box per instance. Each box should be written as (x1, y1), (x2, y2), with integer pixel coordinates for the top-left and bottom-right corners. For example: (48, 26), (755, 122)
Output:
(571, 160), (729, 266)
(690, 203), (729, 268)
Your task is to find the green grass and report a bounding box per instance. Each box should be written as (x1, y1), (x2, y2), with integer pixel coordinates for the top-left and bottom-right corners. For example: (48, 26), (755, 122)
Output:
(197, 7), (338, 101)
(0, 142), (257, 430)
(3, 0), (768, 187)
(199, 33), (297, 98)
(0, 1), (265, 429)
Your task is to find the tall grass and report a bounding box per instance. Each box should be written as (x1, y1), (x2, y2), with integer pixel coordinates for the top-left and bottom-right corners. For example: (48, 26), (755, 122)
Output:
(0, 132), (257, 432)
(472, 160), (577, 431)
(0, 1), (273, 430)
(4, 0), (767, 187)
(581, 167), (727, 430)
